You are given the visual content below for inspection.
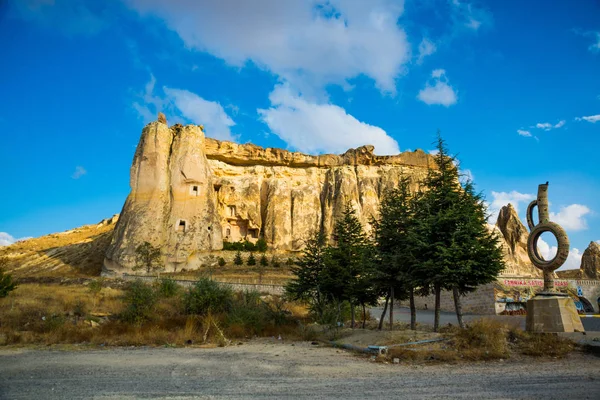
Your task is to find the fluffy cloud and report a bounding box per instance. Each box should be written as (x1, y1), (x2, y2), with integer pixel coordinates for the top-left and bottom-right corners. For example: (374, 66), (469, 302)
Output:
(576, 114), (600, 123)
(126, 0), (410, 94)
(71, 166), (87, 179)
(537, 238), (582, 271)
(488, 191), (535, 223)
(258, 84), (400, 155)
(0, 232), (30, 247)
(517, 129), (532, 137)
(589, 32), (600, 53)
(417, 69), (458, 107)
(549, 204), (591, 231)
(133, 75), (236, 141)
(417, 38), (436, 64)
(163, 88), (236, 141)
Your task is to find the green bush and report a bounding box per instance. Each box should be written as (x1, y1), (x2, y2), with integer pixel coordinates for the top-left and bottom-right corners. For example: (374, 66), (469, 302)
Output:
(184, 278), (233, 315)
(234, 251), (243, 266)
(270, 256), (280, 269)
(121, 280), (157, 323)
(226, 291), (268, 336)
(88, 278), (103, 296)
(256, 238), (268, 252)
(247, 253), (256, 266)
(157, 278), (179, 298)
(0, 268), (17, 298)
(243, 241), (257, 252)
(223, 240), (257, 252)
(286, 257), (295, 266)
(218, 257), (226, 267)
(259, 254), (269, 267)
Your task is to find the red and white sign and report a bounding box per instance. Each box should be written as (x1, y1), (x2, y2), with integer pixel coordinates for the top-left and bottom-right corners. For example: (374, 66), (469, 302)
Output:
(502, 279), (569, 287)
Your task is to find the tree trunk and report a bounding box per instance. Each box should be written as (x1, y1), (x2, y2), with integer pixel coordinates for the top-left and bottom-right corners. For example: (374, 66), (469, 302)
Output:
(389, 286), (394, 331)
(409, 287), (416, 331)
(361, 303), (366, 329)
(434, 283), (441, 332)
(351, 303), (355, 329)
(452, 286), (465, 329)
(378, 294), (389, 330)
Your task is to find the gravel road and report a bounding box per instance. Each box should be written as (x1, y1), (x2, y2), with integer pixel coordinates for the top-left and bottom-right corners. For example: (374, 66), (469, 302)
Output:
(1, 341), (599, 399)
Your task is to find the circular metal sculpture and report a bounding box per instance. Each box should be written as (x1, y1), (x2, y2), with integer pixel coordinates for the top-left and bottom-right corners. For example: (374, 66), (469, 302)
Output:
(526, 182), (570, 293)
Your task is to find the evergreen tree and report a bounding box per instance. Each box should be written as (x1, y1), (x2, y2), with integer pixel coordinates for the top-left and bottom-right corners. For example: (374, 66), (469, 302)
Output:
(412, 133), (505, 329)
(372, 179), (418, 330)
(259, 254), (269, 267)
(233, 251), (243, 266)
(247, 253), (256, 266)
(285, 230), (328, 318)
(0, 257), (17, 298)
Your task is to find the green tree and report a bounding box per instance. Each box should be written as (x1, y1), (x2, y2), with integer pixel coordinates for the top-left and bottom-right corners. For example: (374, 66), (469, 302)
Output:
(372, 179), (418, 330)
(256, 238), (268, 253)
(247, 253), (256, 266)
(218, 257), (226, 267)
(133, 241), (163, 274)
(0, 257), (17, 298)
(412, 133), (505, 329)
(233, 251), (243, 266)
(285, 230), (328, 318)
(323, 203), (377, 328)
(259, 254), (269, 267)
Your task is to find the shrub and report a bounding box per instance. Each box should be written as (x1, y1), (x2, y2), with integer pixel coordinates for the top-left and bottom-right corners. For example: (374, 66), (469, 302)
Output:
(256, 238), (268, 253)
(157, 278), (179, 298)
(247, 253), (256, 266)
(121, 280), (157, 323)
(243, 241), (257, 252)
(259, 254), (269, 267)
(233, 251), (243, 266)
(226, 292), (269, 337)
(218, 257), (226, 267)
(508, 328), (574, 357)
(0, 267), (17, 298)
(271, 256), (280, 269)
(286, 257), (295, 266)
(184, 278), (233, 316)
(453, 319), (509, 360)
(223, 241), (244, 251)
(88, 278), (103, 296)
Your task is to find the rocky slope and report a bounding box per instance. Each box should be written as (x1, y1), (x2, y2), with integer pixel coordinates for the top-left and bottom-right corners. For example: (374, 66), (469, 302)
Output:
(581, 241), (600, 279)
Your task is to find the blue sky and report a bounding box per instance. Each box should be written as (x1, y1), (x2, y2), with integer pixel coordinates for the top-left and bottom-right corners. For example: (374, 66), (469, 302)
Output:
(0, 0), (598, 270)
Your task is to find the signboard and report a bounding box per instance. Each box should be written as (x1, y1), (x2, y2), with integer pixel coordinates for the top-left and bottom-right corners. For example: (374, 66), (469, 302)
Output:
(502, 279), (569, 287)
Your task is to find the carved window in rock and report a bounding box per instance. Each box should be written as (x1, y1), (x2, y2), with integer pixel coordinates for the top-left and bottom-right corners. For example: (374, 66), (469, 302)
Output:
(250, 229), (259, 239)
(228, 205), (236, 217)
(177, 219), (187, 233)
(190, 185), (199, 196)
(226, 227), (231, 237)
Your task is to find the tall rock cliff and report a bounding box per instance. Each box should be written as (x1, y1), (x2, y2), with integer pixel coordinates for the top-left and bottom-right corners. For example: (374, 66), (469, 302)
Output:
(104, 119), (222, 274)
(495, 203), (541, 277)
(104, 118), (434, 274)
(581, 241), (600, 279)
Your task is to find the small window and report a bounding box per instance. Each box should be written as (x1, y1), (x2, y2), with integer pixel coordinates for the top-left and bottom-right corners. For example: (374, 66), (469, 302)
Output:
(177, 219), (187, 232)
(226, 228), (231, 236)
(228, 205), (236, 217)
(190, 185), (199, 196)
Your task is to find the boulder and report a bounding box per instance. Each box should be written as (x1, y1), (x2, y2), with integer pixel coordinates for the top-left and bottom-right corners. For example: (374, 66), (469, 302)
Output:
(581, 241), (600, 279)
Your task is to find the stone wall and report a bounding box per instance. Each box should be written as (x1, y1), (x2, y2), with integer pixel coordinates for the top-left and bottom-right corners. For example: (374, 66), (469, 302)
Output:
(398, 283), (497, 315)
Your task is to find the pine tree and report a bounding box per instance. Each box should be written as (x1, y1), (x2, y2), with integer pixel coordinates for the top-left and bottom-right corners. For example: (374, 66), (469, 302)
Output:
(373, 178), (418, 330)
(412, 133), (505, 329)
(259, 254), (269, 267)
(233, 251), (243, 266)
(285, 230), (328, 318)
(247, 253), (256, 266)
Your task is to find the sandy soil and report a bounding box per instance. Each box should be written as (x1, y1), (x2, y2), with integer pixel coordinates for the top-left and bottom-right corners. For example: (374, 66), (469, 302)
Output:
(1, 339), (599, 399)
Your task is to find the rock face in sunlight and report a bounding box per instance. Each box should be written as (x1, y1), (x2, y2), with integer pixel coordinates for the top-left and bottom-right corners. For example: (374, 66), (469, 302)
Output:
(581, 241), (600, 279)
(104, 117), (435, 274)
(495, 204), (541, 277)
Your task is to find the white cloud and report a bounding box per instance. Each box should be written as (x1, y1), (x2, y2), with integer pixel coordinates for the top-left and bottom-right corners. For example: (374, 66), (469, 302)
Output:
(258, 84), (400, 155)
(417, 38), (436, 64)
(0, 232), (31, 247)
(450, 0), (492, 32)
(417, 69), (458, 107)
(488, 191), (535, 223)
(71, 166), (87, 179)
(132, 74), (237, 141)
(517, 129), (532, 137)
(576, 114), (600, 123)
(534, 120), (566, 131)
(126, 0), (410, 95)
(163, 88), (236, 141)
(537, 237), (582, 271)
(549, 204), (591, 231)
(589, 32), (600, 53)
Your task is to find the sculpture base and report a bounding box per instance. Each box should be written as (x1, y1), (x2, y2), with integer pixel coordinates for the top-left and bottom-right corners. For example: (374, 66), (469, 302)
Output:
(526, 295), (584, 333)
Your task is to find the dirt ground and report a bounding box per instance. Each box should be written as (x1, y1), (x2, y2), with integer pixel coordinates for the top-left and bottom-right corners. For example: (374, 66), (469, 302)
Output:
(1, 339), (599, 399)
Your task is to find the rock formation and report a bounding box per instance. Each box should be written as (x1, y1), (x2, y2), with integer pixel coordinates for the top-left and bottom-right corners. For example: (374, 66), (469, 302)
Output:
(104, 117), (434, 274)
(494, 204), (541, 277)
(581, 241), (600, 279)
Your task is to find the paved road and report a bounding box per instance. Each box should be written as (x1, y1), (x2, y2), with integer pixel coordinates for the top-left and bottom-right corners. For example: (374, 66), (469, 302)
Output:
(371, 306), (600, 331)
(1, 343), (599, 399)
